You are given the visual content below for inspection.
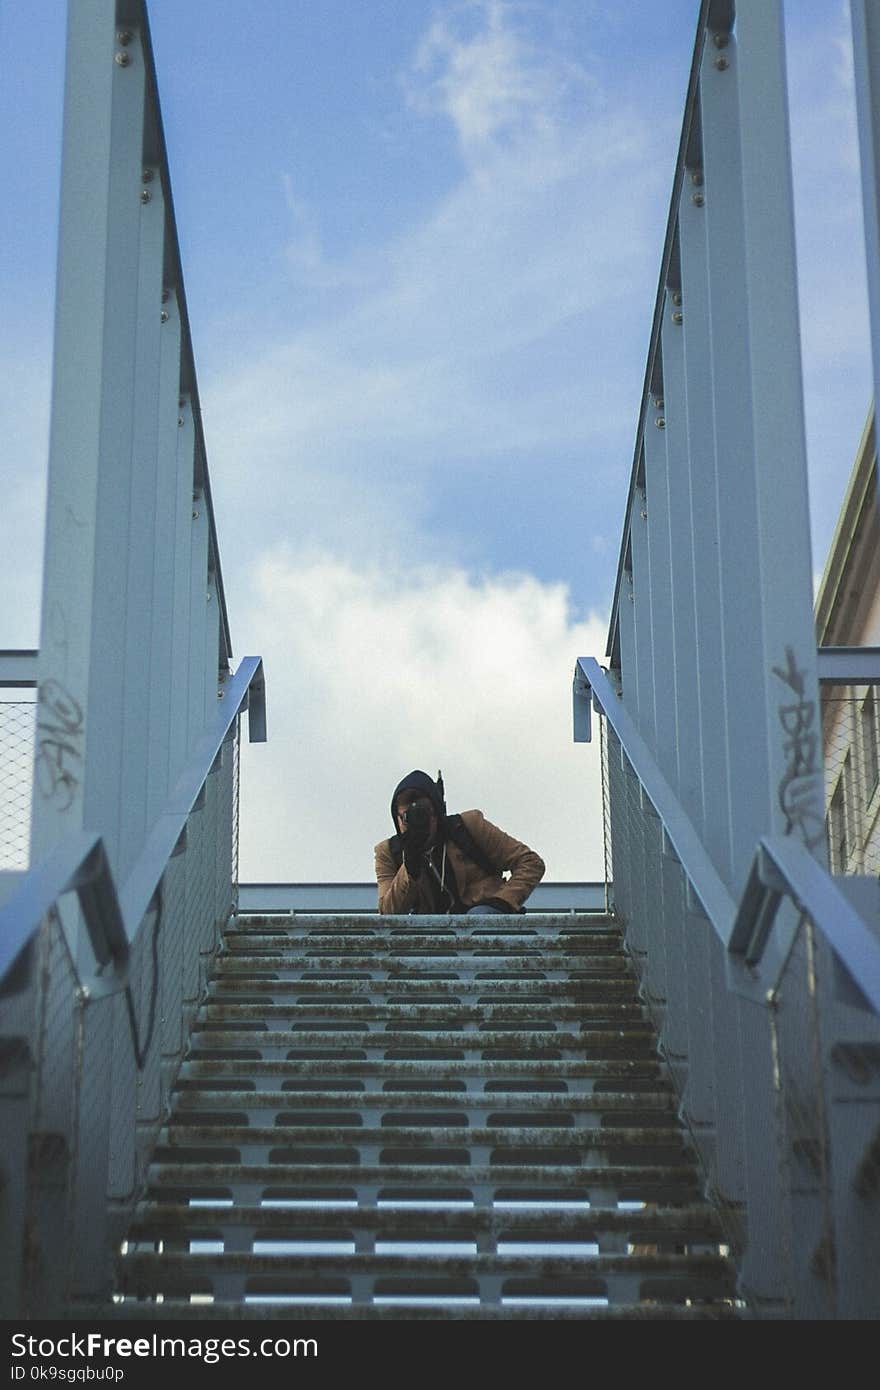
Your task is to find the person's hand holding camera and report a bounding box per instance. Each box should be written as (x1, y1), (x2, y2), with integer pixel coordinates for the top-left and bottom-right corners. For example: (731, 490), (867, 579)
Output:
(401, 800), (432, 877)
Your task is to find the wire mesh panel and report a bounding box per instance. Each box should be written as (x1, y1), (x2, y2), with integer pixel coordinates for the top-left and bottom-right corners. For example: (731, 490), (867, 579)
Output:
(607, 730), (748, 1220)
(0, 696), (35, 869)
(767, 917), (837, 1319)
(822, 688), (880, 876)
(22, 911), (88, 1314)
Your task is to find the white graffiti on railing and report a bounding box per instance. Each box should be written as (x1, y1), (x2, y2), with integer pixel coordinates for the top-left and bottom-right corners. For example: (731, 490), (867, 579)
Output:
(773, 646), (825, 849)
(35, 678), (84, 811)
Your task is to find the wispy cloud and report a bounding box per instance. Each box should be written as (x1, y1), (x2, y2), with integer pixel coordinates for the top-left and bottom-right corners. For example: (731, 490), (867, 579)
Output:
(280, 173), (374, 291)
(404, 0), (597, 173)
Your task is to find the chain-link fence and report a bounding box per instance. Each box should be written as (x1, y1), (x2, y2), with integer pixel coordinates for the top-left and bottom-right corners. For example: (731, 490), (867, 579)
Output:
(598, 716), (880, 1318)
(822, 687), (880, 877)
(0, 695), (36, 869)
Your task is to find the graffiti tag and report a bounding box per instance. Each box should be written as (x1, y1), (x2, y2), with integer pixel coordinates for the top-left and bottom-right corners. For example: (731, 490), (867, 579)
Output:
(35, 678), (84, 811)
(772, 647), (825, 849)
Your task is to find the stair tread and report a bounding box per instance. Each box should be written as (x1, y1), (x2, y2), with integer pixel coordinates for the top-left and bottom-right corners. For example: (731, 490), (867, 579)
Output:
(90, 1301), (740, 1321)
(118, 1250), (734, 1276)
(128, 1203), (724, 1234)
(147, 1161), (703, 1182)
(171, 1090), (675, 1110)
(197, 1005), (646, 1021)
(180, 1058), (668, 1077)
(157, 1125), (686, 1146)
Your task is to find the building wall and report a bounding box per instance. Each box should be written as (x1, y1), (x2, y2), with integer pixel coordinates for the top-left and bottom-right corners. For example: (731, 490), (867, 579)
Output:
(815, 412), (880, 875)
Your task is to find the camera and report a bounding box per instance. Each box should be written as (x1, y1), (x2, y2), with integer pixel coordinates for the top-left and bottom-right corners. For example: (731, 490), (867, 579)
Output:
(403, 802), (431, 833)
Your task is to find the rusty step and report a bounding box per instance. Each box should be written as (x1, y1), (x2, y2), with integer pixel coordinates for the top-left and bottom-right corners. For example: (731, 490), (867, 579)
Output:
(115, 911), (740, 1318)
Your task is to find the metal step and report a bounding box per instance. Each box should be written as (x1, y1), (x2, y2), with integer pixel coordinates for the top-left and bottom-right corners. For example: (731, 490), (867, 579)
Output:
(115, 911), (742, 1318)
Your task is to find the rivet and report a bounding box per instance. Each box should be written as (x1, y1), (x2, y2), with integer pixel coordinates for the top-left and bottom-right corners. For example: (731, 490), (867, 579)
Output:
(178, 417), (185, 427)
(192, 509), (199, 519)
(654, 396), (664, 410)
(640, 510), (648, 520)
(160, 310), (169, 322)
(115, 51), (131, 67)
(161, 289), (171, 303)
(692, 192), (705, 207)
(140, 189), (151, 204)
(117, 29), (133, 45)
(672, 311), (683, 325)
(207, 592), (212, 602)
(217, 689), (224, 699)
(691, 170), (704, 187)
(714, 56), (729, 71)
(142, 168), (154, 183)
(713, 32), (730, 49)
(671, 291), (682, 306)
(656, 417), (666, 429)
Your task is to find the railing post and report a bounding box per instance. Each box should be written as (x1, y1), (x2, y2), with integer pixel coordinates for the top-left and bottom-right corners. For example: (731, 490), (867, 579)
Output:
(677, 97), (729, 874)
(145, 282), (184, 828)
(628, 467), (657, 751)
(657, 255), (702, 823)
(699, 0), (826, 1312)
(31, 0), (146, 886)
(643, 385), (678, 789)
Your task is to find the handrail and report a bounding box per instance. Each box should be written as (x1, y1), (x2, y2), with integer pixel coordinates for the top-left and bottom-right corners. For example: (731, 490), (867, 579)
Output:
(575, 655), (880, 1012)
(120, 656), (264, 931)
(120, 653), (264, 934)
(574, 657), (737, 934)
(730, 834), (880, 1014)
(0, 831), (126, 1000)
(0, 657), (265, 1000)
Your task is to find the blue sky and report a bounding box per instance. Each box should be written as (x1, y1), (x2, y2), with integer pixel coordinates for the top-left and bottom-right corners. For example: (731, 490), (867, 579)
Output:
(0, 1), (872, 884)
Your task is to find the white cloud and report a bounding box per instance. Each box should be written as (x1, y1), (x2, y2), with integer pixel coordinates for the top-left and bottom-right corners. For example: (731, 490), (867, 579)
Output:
(236, 549), (607, 886)
(405, 0), (597, 173)
(280, 174), (373, 292)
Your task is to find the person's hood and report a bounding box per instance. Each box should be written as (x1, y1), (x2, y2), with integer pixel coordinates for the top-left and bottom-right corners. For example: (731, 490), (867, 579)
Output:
(390, 770), (446, 830)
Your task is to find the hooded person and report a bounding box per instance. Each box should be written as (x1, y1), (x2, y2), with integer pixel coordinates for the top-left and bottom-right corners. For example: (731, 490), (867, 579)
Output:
(374, 769), (545, 915)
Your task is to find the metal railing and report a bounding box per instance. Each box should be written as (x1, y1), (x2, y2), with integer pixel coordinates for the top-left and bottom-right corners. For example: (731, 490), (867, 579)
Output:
(0, 0), (266, 1319)
(573, 0), (880, 1320)
(577, 657), (880, 1319)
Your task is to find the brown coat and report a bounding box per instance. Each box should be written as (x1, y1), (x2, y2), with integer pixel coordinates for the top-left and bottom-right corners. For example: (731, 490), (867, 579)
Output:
(374, 809), (545, 915)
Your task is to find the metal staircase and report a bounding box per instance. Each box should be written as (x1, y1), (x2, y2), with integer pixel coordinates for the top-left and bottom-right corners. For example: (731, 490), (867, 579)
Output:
(114, 911), (742, 1319)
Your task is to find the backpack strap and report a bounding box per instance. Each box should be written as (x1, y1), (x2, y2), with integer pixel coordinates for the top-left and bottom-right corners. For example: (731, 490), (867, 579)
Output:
(444, 814), (499, 877)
